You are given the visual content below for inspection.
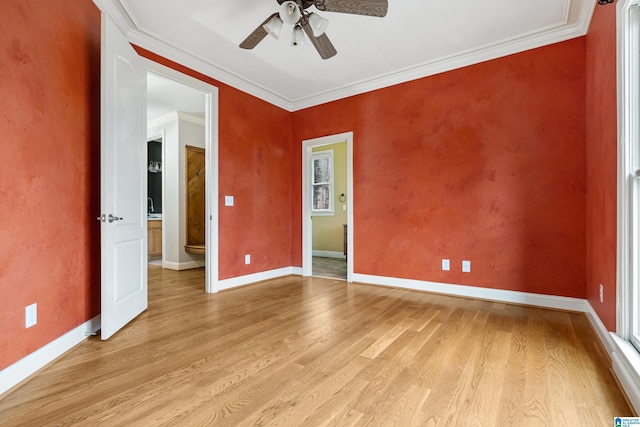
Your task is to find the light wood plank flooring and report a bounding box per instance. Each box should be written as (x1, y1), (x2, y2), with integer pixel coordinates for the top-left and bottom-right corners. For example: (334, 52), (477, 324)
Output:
(0, 267), (634, 426)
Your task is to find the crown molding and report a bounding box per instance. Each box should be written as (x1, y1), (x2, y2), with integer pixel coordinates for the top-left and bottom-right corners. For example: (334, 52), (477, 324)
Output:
(147, 111), (205, 128)
(93, 0), (596, 113)
(125, 29), (296, 111)
(91, 0), (294, 111)
(176, 112), (206, 126)
(290, 0), (596, 110)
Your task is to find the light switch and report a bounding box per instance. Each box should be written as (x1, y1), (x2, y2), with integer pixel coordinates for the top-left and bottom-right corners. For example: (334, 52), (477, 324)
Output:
(442, 259), (450, 271)
(26, 303), (37, 328)
(225, 196), (234, 206)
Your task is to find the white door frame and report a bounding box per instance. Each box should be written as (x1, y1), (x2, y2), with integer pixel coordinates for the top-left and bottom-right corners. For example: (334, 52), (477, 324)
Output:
(302, 132), (354, 282)
(145, 60), (219, 293)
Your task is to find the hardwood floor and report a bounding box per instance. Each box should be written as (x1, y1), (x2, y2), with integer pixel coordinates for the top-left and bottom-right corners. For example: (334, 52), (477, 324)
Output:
(0, 267), (633, 426)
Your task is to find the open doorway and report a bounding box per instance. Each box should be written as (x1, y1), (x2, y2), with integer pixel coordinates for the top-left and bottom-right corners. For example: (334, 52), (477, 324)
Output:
(146, 72), (205, 271)
(145, 63), (219, 294)
(310, 142), (348, 280)
(302, 132), (354, 282)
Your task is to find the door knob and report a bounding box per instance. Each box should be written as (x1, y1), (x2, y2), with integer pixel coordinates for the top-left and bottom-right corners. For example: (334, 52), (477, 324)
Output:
(96, 214), (106, 222)
(108, 214), (123, 223)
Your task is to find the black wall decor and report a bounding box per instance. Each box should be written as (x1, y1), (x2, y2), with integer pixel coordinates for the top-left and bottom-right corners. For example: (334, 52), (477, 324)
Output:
(148, 140), (162, 214)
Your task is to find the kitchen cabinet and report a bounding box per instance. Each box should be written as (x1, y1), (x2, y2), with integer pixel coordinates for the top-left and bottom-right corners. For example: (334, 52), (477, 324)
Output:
(148, 220), (162, 259)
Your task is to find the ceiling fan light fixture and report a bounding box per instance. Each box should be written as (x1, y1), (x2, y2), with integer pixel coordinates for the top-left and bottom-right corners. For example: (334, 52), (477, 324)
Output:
(307, 12), (329, 37)
(279, 1), (302, 25)
(291, 25), (305, 47)
(263, 15), (283, 39)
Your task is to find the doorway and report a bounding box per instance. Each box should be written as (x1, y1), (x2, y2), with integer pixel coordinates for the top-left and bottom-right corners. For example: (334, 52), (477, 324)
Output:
(144, 62), (219, 294)
(302, 132), (354, 282)
(310, 143), (348, 280)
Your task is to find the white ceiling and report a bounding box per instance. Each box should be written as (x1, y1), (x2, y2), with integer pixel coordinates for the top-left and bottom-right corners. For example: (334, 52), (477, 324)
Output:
(147, 73), (205, 121)
(97, 0), (596, 112)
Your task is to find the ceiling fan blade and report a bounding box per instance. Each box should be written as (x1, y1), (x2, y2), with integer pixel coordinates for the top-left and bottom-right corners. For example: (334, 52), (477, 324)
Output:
(239, 13), (278, 49)
(301, 21), (337, 59)
(315, 0), (388, 17)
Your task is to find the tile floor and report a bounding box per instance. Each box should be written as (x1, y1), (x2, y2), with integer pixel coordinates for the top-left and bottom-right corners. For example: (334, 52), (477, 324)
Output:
(312, 256), (347, 280)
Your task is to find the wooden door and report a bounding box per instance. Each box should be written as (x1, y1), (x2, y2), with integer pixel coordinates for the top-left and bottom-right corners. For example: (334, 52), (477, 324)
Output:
(185, 145), (205, 254)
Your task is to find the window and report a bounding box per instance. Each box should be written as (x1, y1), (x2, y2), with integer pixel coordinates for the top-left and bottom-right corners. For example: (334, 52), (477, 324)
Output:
(613, 1), (640, 411)
(619, 0), (640, 351)
(631, 2), (640, 353)
(311, 150), (334, 215)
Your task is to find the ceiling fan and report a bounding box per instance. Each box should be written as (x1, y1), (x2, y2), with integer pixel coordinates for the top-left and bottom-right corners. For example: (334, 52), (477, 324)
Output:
(240, 0), (388, 60)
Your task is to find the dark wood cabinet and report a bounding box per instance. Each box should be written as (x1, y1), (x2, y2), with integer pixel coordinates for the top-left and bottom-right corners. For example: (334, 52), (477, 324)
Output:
(343, 224), (347, 261)
(185, 145), (205, 255)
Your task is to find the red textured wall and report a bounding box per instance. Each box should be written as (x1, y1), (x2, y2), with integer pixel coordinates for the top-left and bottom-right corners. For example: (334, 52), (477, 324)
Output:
(0, 0), (609, 375)
(216, 87), (293, 279)
(135, 49), (293, 280)
(0, 0), (101, 370)
(293, 39), (587, 298)
(586, 3), (618, 331)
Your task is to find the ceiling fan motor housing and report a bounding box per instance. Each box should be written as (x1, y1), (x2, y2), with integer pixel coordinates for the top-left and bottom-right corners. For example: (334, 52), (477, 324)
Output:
(280, 1), (302, 24)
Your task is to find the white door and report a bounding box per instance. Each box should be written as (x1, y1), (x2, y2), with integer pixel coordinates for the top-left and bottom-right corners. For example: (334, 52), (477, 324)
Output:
(99, 14), (148, 340)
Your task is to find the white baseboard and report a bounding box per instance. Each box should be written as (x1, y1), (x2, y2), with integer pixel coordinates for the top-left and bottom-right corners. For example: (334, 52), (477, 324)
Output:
(586, 303), (640, 413)
(218, 267), (302, 291)
(0, 315), (101, 396)
(312, 250), (346, 259)
(584, 301), (616, 355)
(582, 305), (640, 413)
(611, 334), (640, 414)
(163, 260), (205, 271)
(351, 273), (588, 312)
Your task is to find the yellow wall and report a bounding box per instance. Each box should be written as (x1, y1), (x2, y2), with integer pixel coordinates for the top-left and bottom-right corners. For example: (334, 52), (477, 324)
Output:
(312, 142), (347, 254)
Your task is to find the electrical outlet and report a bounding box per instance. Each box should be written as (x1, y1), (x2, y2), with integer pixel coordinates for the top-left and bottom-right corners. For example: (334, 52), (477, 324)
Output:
(225, 196), (234, 206)
(442, 259), (450, 271)
(245, 254), (251, 265)
(25, 303), (37, 328)
(462, 260), (471, 273)
(600, 284), (604, 303)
